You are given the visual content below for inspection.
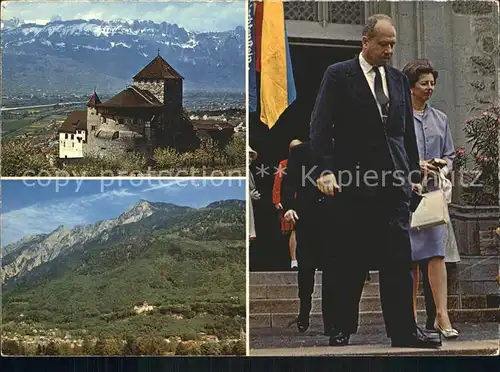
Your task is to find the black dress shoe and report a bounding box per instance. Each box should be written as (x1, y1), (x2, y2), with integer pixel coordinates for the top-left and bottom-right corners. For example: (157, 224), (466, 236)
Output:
(296, 315), (309, 333)
(391, 327), (442, 348)
(329, 331), (350, 346)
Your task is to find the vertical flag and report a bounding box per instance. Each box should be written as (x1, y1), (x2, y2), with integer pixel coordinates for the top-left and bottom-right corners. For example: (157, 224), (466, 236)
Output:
(259, 0), (296, 128)
(250, 0), (296, 128)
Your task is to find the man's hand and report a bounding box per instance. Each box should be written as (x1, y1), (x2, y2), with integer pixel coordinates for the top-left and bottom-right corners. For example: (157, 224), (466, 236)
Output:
(250, 189), (261, 200)
(274, 203), (283, 210)
(412, 183), (423, 194)
(284, 209), (299, 224)
(316, 173), (340, 196)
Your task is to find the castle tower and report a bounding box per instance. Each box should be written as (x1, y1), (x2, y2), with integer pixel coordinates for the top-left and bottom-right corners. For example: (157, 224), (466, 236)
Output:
(132, 51), (184, 148)
(86, 89), (102, 134)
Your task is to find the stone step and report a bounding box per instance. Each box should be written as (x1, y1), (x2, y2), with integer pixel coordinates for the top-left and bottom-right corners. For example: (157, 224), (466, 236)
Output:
(250, 295), (488, 314)
(250, 340), (500, 357)
(250, 282), (380, 299)
(250, 271), (380, 285)
(250, 309), (500, 328)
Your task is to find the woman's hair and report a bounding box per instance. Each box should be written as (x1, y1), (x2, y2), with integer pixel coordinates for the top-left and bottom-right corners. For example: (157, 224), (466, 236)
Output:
(402, 59), (439, 87)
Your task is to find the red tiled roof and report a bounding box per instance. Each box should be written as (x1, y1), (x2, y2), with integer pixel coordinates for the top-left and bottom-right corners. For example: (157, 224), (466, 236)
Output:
(86, 92), (101, 107)
(133, 55), (183, 81)
(59, 110), (87, 133)
(98, 87), (163, 108)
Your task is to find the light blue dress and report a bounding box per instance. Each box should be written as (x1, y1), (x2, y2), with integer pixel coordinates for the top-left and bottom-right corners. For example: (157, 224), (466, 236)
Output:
(410, 104), (455, 262)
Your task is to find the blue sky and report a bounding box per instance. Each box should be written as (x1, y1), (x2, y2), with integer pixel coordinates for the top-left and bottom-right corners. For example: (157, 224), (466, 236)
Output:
(1, 1), (245, 32)
(1, 179), (245, 247)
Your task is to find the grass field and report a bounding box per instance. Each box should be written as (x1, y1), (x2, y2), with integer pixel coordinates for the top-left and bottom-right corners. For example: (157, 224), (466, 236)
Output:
(2, 112), (68, 141)
(2, 118), (35, 132)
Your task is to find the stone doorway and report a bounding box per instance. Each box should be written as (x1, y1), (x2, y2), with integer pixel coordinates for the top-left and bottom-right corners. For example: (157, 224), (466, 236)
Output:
(249, 41), (359, 272)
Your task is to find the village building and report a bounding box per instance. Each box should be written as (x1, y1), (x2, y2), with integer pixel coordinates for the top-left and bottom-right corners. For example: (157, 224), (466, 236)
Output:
(58, 52), (235, 159)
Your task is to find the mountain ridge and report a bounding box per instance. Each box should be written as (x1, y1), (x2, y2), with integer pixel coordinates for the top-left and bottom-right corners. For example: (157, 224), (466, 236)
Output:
(2, 199), (245, 285)
(1, 18), (245, 94)
(1, 196), (246, 345)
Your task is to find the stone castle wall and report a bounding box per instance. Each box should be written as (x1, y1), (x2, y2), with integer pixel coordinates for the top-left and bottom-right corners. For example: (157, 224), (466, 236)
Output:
(96, 115), (144, 134)
(133, 81), (165, 104)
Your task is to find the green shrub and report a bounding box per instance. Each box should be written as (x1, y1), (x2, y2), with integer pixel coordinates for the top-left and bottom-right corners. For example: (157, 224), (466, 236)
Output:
(220, 342), (233, 356)
(175, 341), (201, 355)
(1, 138), (58, 176)
(224, 134), (245, 165)
(200, 341), (221, 356)
(2, 340), (20, 355)
(231, 340), (246, 356)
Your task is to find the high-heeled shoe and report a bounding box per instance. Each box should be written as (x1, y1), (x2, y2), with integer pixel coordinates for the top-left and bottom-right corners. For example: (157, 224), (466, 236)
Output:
(434, 320), (459, 339)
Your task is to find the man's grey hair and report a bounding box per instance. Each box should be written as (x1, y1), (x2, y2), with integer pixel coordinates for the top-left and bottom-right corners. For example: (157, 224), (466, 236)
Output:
(362, 14), (395, 38)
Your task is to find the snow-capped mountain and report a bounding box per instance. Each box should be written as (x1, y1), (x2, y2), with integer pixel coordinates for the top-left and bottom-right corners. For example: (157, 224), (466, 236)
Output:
(1, 19), (245, 94)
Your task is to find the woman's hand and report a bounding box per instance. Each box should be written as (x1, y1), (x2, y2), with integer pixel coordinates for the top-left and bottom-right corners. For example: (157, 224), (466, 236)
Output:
(420, 160), (439, 178)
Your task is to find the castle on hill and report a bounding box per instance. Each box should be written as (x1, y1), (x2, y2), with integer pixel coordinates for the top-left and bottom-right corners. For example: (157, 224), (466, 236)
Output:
(58, 51), (234, 159)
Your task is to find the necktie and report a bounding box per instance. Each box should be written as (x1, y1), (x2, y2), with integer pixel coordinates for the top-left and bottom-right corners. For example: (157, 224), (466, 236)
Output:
(373, 66), (389, 121)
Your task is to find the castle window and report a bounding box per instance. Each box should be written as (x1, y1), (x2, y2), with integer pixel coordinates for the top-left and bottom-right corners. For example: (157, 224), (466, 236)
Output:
(71, 134), (74, 140)
(72, 143), (74, 148)
(91, 125), (96, 131)
(118, 118), (124, 124)
(65, 133), (68, 139)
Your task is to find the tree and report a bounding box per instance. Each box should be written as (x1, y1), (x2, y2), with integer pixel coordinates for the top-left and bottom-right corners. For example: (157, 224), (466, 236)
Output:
(94, 338), (122, 355)
(81, 337), (94, 355)
(45, 341), (59, 355)
(36, 344), (44, 355)
(220, 342), (233, 356)
(232, 340), (246, 356)
(2, 340), (20, 355)
(122, 337), (140, 355)
(200, 342), (221, 356)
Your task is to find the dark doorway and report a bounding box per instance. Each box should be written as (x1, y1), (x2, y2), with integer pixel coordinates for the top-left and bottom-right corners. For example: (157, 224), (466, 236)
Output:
(249, 42), (359, 271)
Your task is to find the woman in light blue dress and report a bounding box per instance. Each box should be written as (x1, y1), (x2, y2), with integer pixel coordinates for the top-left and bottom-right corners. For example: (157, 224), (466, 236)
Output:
(402, 59), (459, 338)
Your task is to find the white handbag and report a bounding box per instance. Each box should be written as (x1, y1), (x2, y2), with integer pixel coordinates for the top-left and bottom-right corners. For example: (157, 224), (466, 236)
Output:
(439, 168), (452, 204)
(410, 172), (450, 230)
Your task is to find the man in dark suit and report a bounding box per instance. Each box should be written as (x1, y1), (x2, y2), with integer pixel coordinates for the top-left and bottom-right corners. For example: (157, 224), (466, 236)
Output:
(281, 139), (333, 335)
(309, 14), (440, 348)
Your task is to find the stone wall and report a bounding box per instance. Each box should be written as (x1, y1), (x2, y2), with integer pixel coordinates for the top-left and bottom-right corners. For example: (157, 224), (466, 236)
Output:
(97, 115), (144, 134)
(84, 135), (149, 159)
(389, 1), (499, 149)
(450, 204), (500, 256)
(447, 256), (499, 296)
(133, 81), (164, 103)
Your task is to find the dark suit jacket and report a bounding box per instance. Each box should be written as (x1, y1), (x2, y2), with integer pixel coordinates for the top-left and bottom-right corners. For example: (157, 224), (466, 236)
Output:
(309, 58), (421, 200)
(281, 142), (326, 214)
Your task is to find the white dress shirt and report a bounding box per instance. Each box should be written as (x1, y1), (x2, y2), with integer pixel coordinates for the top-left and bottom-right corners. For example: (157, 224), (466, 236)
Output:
(358, 53), (390, 119)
